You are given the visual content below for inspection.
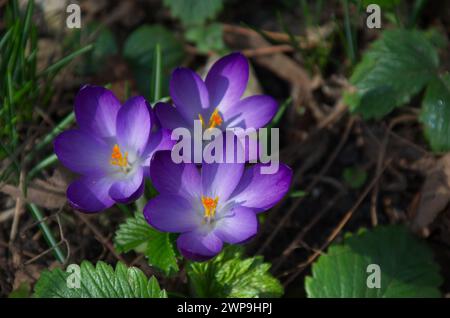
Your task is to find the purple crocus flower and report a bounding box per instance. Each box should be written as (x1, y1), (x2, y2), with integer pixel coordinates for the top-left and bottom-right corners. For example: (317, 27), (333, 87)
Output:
(54, 85), (173, 213)
(155, 52), (278, 137)
(144, 151), (292, 261)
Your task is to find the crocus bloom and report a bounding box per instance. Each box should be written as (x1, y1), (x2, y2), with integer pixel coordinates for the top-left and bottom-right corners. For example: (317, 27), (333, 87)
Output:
(155, 52), (278, 138)
(54, 85), (173, 212)
(144, 151), (292, 261)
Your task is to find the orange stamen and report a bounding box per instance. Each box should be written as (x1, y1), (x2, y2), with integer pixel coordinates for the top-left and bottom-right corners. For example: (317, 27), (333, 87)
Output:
(198, 109), (223, 129)
(201, 195), (219, 219)
(110, 144), (128, 168)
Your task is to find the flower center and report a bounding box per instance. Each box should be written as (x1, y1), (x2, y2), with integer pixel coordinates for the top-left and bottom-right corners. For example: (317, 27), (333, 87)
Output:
(198, 108), (223, 129)
(110, 144), (129, 172)
(201, 195), (219, 221)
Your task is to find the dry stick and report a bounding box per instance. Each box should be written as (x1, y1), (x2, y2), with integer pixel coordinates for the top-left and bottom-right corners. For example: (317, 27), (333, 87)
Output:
(76, 213), (127, 264)
(370, 114), (419, 227)
(9, 170), (25, 241)
(272, 189), (346, 272)
(256, 117), (356, 255)
(282, 160), (392, 287)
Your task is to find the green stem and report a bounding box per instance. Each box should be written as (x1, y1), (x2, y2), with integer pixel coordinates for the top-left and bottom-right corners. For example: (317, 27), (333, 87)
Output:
(28, 203), (66, 263)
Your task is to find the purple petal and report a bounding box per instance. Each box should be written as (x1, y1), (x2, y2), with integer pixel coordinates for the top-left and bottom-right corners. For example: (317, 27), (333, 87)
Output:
(54, 129), (111, 176)
(177, 230), (223, 261)
(150, 151), (201, 200)
(116, 96), (151, 154)
(230, 163), (293, 213)
(201, 162), (244, 202)
(170, 68), (210, 122)
(74, 85), (121, 138)
(214, 207), (258, 244)
(109, 167), (144, 203)
(206, 53), (249, 112)
(142, 128), (176, 177)
(67, 176), (114, 213)
(144, 194), (201, 233)
(155, 102), (190, 130)
(222, 95), (278, 129)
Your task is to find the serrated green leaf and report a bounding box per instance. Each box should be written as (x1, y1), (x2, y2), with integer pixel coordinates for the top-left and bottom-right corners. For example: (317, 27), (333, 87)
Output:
(34, 261), (167, 298)
(164, 0), (223, 26)
(348, 29), (439, 119)
(420, 74), (450, 153)
(187, 246), (283, 298)
(114, 212), (179, 276)
(185, 23), (225, 53)
(123, 24), (184, 99)
(305, 226), (442, 298)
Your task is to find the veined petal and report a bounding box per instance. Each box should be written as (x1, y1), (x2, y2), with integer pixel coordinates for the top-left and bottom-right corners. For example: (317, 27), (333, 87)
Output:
(230, 163), (293, 213)
(144, 194), (201, 233)
(201, 161), (244, 202)
(142, 128), (176, 177)
(150, 151), (201, 200)
(74, 85), (121, 138)
(116, 96), (151, 154)
(109, 167), (144, 203)
(54, 129), (111, 176)
(222, 95), (277, 129)
(205, 52), (248, 112)
(67, 176), (114, 213)
(214, 206), (258, 244)
(177, 230), (223, 261)
(170, 68), (210, 123)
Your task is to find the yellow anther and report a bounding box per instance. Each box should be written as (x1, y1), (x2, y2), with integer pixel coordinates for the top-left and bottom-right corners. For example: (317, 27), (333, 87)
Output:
(110, 144), (128, 168)
(198, 109), (223, 129)
(201, 195), (219, 220)
(208, 109), (222, 128)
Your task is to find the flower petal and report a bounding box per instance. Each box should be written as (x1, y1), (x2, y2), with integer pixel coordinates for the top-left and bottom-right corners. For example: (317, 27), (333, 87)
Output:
(54, 129), (111, 176)
(142, 128), (176, 177)
(74, 85), (121, 138)
(150, 150), (201, 200)
(170, 68), (210, 123)
(177, 230), (223, 261)
(67, 176), (114, 213)
(205, 52), (248, 112)
(230, 163), (293, 213)
(222, 95), (277, 129)
(214, 207), (258, 244)
(201, 162), (244, 202)
(144, 194), (201, 233)
(116, 96), (151, 154)
(155, 102), (190, 130)
(109, 167), (144, 203)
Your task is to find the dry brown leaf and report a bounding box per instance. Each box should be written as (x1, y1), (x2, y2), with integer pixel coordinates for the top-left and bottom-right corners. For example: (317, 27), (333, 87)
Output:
(411, 153), (450, 234)
(0, 180), (66, 210)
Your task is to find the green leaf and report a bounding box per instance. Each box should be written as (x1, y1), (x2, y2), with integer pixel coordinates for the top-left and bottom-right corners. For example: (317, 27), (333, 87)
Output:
(123, 25), (184, 99)
(342, 167), (368, 189)
(34, 261), (167, 298)
(348, 29), (439, 119)
(164, 0), (223, 26)
(305, 226), (442, 298)
(185, 23), (225, 54)
(187, 246), (283, 298)
(420, 74), (450, 153)
(9, 282), (31, 298)
(114, 212), (179, 276)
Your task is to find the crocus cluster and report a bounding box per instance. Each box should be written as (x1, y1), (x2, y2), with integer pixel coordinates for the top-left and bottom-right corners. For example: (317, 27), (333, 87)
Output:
(54, 53), (292, 261)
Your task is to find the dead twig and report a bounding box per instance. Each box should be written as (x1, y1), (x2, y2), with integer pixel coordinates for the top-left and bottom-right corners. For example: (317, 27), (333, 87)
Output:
(76, 213), (127, 264)
(281, 159), (392, 287)
(257, 117), (356, 255)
